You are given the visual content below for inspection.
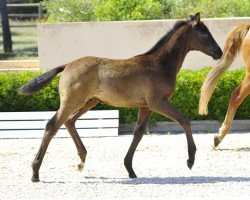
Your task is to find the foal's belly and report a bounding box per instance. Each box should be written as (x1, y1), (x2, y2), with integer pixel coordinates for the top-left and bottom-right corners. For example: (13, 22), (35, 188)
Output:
(95, 89), (147, 108)
(94, 79), (147, 108)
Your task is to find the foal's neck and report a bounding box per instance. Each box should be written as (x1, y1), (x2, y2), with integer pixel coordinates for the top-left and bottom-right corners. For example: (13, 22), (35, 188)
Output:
(155, 26), (191, 73)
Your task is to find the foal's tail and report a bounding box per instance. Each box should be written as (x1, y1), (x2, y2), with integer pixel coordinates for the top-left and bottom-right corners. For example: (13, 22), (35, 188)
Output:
(18, 65), (66, 95)
(199, 24), (250, 115)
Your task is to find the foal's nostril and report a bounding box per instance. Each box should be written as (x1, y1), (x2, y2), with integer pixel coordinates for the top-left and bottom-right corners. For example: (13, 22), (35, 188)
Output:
(213, 48), (223, 60)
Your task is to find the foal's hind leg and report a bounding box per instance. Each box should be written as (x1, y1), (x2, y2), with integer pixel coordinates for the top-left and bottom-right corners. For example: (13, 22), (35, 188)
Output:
(215, 78), (250, 147)
(64, 100), (98, 172)
(31, 108), (72, 182)
(124, 107), (152, 178)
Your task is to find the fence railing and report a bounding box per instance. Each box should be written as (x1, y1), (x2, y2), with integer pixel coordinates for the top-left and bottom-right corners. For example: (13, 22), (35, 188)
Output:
(7, 3), (43, 19)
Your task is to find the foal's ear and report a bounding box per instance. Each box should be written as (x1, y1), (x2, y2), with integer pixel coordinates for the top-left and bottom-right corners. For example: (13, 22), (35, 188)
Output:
(190, 12), (200, 27)
(194, 12), (201, 22)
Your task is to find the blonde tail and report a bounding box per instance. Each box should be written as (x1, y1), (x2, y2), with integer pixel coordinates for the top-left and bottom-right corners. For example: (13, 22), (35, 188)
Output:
(199, 24), (250, 115)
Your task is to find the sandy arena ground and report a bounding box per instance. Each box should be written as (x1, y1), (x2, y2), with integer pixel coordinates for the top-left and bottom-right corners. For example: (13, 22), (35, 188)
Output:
(0, 133), (249, 200)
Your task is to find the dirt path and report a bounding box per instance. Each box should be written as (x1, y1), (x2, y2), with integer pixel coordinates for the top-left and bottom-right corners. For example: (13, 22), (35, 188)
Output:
(0, 134), (249, 199)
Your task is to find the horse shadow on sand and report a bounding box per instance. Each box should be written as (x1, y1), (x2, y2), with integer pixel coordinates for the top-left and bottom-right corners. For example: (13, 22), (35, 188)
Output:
(102, 176), (250, 185)
(215, 147), (250, 152)
(55, 175), (250, 185)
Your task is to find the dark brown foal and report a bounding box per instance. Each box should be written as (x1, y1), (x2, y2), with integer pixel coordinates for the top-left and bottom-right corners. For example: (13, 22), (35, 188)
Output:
(19, 13), (222, 182)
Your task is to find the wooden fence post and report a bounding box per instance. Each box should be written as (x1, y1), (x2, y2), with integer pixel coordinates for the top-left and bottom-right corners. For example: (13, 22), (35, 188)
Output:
(0, 0), (12, 53)
(38, 2), (42, 19)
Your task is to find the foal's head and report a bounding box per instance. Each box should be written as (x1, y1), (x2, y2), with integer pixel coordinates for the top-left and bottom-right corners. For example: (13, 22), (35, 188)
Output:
(187, 12), (222, 60)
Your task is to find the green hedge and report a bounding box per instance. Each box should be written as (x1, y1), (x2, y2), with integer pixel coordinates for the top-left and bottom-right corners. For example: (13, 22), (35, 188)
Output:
(0, 68), (249, 123)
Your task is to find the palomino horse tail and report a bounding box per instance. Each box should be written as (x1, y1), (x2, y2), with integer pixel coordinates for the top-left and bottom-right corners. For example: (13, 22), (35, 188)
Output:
(199, 24), (250, 115)
(18, 65), (65, 95)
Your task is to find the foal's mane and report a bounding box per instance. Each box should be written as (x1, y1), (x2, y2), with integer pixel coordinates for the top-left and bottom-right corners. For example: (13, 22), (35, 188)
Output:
(141, 18), (191, 56)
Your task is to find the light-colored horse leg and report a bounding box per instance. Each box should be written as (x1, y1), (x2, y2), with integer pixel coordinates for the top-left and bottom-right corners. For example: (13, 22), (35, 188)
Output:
(149, 99), (196, 169)
(31, 108), (72, 182)
(215, 40), (250, 147)
(124, 107), (152, 178)
(64, 100), (99, 172)
(215, 79), (250, 146)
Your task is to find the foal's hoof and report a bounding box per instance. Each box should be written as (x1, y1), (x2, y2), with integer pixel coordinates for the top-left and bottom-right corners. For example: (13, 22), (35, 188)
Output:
(129, 173), (137, 178)
(31, 176), (40, 183)
(186, 159), (194, 170)
(78, 162), (85, 172)
(214, 136), (221, 147)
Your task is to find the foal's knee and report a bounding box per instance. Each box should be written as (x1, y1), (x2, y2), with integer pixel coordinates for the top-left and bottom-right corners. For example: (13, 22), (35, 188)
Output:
(178, 117), (191, 131)
(181, 117), (190, 126)
(134, 123), (147, 135)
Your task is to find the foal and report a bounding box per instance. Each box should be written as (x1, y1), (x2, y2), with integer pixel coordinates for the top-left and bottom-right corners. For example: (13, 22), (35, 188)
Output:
(19, 13), (222, 182)
(199, 23), (250, 147)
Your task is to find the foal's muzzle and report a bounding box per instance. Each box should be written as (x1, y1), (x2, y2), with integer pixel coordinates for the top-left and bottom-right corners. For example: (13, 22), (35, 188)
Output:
(212, 48), (223, 60)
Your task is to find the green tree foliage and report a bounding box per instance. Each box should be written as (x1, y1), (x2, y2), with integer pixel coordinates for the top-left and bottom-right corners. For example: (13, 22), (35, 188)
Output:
(43, 0), (96, 22)
(42, 0), (250, 22)
(42, 0), (174, 22)
(172, 0), (250, 18)
(94, 0), (173, 21)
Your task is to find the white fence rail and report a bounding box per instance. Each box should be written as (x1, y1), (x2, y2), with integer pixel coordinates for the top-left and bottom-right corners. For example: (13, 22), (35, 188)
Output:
(0, 110), (119, 138)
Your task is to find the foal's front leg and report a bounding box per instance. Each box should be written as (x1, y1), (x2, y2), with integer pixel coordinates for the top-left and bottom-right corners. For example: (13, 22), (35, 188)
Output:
(149, 98), (196, 169)
(124, 107), (152, 178)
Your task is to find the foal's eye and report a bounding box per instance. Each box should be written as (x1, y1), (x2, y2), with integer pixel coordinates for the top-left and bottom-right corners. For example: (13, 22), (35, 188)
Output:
(201, 34), (208, 39)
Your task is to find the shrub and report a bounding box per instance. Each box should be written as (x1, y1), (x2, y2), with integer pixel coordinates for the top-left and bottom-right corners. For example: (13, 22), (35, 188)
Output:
(0, 71), (60, 111)
(0, 68), (249, 123)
